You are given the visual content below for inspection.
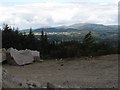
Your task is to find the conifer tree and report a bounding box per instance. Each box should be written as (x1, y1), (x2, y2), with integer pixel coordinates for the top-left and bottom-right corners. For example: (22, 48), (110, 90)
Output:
(82, 31), (95, 56)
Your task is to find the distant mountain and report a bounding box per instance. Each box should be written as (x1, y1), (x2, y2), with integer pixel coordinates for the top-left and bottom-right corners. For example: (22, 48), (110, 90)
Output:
(20, 27), (77, 33)
(67, 23), (89, 29)
(21, 23), (118, 33)
(33, 27), (78, 32)
(68, 23), (118, 32)
(106, 25), (118, 30)
(20, 23), (118, 42)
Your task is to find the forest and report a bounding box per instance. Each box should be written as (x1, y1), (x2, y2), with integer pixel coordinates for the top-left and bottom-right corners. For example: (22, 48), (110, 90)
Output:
(1, 24), (118, 59)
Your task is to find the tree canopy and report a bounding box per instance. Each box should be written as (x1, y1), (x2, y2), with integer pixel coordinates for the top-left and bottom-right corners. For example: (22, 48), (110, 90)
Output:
(2, 24), (118, 59)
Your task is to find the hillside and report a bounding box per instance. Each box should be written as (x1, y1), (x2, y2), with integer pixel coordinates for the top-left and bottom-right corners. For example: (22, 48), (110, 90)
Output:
(20, 23), (118, 42)
(21, 23), (118, 33)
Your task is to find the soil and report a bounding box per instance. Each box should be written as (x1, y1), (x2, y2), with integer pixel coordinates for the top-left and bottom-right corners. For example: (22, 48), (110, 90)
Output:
(3, 54), (118, 88)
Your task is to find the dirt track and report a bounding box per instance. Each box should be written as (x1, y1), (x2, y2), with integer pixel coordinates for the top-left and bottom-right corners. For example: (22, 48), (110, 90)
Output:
(3, 54), (118, 88)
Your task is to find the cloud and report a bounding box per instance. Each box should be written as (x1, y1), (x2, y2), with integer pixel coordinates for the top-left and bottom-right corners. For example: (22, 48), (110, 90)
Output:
(0, 2), (118, 29)
(116, 0), (120, 3)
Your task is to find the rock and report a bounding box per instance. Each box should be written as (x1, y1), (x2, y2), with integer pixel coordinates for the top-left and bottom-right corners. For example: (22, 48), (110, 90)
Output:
(47, 82), (63, 89)
(60, 64), (64, 66)
(26, 80), (42, 88)
(25, 49), (41, 62)
(47, 82), (56, 88)
(2, 48), (7, 62)
(39, 59), (44, 62)
(6, 48), (34, 65)
(60, 58), (63, 61)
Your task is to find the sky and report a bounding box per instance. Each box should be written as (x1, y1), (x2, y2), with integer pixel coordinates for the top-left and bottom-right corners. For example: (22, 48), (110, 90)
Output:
(0, 0), (119, 29)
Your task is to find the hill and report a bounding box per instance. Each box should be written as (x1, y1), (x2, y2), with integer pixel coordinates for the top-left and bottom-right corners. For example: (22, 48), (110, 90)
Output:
(21, 23), (118, 33)
(20, 23), (118, 42)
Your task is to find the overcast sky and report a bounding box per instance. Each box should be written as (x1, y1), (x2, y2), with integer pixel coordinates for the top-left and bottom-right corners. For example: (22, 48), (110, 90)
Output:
(0, 0), (119, 29)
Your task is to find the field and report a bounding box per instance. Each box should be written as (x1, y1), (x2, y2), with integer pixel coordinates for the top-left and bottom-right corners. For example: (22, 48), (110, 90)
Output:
(3, 54), (118, 88)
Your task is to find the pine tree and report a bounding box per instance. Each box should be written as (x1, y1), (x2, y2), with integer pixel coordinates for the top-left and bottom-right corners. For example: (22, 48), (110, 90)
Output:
(82, 31), (95, 56)
(26, 28), (36, 50)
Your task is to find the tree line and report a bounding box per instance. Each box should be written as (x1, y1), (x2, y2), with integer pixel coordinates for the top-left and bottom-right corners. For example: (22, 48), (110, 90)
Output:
(2, 24), (118, 59)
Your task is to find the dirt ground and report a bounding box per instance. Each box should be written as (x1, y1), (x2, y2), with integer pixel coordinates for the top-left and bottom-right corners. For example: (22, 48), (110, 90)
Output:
(3, 54), (118, 88)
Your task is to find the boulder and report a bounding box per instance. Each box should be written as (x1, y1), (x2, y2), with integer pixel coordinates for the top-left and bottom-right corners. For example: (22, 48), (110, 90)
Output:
(6, 48), (34, 65)
(23, 49), (41, 62)
(2, 48), (7, 62)
(31, 51), (40, 62)
(0, 48), (7, 63)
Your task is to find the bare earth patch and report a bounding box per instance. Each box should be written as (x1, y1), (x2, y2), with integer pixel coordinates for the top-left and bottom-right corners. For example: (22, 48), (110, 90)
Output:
(3, 54), (118, 88)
